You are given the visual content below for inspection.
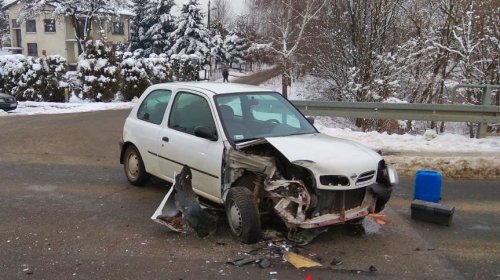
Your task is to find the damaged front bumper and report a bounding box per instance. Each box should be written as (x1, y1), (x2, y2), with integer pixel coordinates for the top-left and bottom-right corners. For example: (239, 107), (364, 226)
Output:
(269, 181), (393, 229)
(228, 139), (398, 231)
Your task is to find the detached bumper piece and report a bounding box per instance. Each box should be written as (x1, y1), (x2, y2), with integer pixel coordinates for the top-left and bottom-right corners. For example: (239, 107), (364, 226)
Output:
(411, 199), (454, 226)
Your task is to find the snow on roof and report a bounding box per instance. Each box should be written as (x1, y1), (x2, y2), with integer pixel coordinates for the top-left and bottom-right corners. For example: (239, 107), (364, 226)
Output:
(2, 0), (19, 8)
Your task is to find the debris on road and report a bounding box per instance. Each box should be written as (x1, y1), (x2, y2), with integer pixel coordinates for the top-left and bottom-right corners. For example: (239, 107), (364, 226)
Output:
(151, 165), (218, 237)
(258, 258), (271, 268)
(369, 213), (387, 225)
(21, 264), (33, 275)
(330, 258), (343, 266)
(173, 165), (218, 237)
(287, 228), (328, 245)
(227, 256), (262, 267)
(282, 252), (322, 269)
(151, 182), (185, 233)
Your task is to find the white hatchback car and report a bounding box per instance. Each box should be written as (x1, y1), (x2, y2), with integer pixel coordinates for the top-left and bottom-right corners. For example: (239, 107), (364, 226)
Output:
(120, 82), (398, 243)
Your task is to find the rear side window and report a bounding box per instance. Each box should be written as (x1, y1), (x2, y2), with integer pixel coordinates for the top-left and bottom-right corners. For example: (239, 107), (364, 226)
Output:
(137, 90), (172, 124)
(168, 92), (216, 135)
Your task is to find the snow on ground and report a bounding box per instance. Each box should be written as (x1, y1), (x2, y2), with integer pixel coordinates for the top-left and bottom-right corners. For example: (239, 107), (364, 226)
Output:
(3, 100), (135, 116)
(1, 71), (499, 179)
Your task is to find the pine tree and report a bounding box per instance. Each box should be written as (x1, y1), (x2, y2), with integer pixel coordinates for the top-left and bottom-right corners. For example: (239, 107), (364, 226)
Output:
(210, 33), (228, 64)
(16, 57), (43, 101)
(42, 55), (67, 102)
(146, 0), (176, 55)
(78, 40), (121, 102)
(120, 50), (151, 101)
(168, 0), (210, 59)
(223, 25), (250, 65)
(145, 53), (173, 83)
(130, 0), (152, 52)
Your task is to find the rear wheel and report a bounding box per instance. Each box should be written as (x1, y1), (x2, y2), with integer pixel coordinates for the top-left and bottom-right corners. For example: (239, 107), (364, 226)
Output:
(225, 187), (261, 244)
(123, 145), (150, 186)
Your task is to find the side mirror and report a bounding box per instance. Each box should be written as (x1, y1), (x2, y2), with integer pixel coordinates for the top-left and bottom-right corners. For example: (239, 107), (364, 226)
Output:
(194, 126), (218, 141)
(306, 116), (315, 125)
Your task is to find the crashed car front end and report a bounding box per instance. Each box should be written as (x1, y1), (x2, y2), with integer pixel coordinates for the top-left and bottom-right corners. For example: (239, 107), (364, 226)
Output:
(225, 135), (398, 230)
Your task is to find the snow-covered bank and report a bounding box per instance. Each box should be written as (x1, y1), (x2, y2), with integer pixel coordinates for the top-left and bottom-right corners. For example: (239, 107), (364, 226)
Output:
(1, 100), (134, 116)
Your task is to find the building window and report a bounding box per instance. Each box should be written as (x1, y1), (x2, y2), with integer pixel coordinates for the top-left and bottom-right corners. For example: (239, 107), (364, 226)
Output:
(111, 22), (124, 35)
(44, 19), (56, 32)
(27, 43), (38, 56)
(26, 20), (36, 32)
(11, 19), (20, 29)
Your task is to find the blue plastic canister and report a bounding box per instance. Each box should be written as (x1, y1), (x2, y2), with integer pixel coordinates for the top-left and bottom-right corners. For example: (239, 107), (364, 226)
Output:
(413, 170), (442, 203)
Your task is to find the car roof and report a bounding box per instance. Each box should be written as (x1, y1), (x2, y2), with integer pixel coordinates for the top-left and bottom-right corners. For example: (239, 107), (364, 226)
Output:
(148, 82), (276, 97)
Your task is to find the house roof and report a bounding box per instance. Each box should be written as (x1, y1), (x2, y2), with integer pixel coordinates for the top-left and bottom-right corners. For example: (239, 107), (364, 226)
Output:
(3, 0), (20, 9)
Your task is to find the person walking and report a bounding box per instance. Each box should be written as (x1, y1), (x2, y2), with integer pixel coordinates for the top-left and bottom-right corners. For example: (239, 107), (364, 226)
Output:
(222, 65), (229, 82)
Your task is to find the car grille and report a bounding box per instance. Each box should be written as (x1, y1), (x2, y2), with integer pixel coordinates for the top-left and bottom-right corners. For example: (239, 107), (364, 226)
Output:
(356, 170), (376, 185)
(314, 187), (366, 214)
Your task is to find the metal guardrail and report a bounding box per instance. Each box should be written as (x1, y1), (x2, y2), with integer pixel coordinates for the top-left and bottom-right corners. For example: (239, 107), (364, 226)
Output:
(453, 84), (500, 138)
(292, 84), (499, 138)
(291, 101), (500, 123)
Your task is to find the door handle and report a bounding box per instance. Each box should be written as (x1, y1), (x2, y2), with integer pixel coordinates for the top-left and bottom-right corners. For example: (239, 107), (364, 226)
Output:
(162, 136), (169, 142)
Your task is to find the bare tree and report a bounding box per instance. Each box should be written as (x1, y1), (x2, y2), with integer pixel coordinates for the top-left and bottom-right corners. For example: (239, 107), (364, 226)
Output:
(251, 0), (327, 98)
(210, 0), (231, 34)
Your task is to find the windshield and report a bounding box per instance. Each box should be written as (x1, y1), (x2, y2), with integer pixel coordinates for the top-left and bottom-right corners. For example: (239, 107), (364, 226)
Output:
(214, 92), (317, 142)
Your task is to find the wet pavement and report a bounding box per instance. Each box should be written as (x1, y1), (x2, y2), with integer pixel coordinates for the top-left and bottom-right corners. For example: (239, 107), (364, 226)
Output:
(0, 110), (497, 279)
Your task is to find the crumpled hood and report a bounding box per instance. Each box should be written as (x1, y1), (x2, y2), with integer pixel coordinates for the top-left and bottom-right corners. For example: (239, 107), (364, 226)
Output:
(265, 133), (382, 176)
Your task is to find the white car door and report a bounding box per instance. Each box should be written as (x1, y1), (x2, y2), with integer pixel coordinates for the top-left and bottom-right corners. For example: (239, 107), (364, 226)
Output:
(126, 89), (172, 176)
(157, 90), (224, 202)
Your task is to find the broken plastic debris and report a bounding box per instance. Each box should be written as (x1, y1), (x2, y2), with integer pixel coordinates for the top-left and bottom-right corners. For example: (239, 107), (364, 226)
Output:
(330, 258), (343, 266)
(283, 252), (322, 269)
(227, 256), (262, 267)
(21, 264), (33, 275)
(258, 258), (271, 269)
(150, 166), (218, 237)
(150, 181), (185, 233)
(369, 213), (387, 225)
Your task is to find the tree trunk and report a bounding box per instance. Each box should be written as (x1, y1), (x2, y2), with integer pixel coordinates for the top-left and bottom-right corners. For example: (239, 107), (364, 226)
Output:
(281, 58), (290, 99)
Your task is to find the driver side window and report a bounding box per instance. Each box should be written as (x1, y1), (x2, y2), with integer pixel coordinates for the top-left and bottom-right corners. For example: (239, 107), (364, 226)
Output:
(168, 92), (216, 136)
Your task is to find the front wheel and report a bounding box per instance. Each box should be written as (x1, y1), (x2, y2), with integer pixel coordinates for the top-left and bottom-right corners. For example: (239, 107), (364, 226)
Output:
(225, 187), (261, 244)
(123, 145), (150, 186)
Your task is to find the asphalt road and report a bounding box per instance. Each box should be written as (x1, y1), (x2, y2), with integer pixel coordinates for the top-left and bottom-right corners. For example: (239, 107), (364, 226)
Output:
(0, 110), (498, 280)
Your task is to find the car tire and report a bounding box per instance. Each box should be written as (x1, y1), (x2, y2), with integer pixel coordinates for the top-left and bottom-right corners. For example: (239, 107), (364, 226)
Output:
(123, 145), (150, 186)
(225, 187), (261, 244)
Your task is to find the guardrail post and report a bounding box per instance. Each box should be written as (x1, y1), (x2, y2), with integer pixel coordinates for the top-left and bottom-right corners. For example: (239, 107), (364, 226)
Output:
(476, 85), (492, 138)
(453, 84), (500, 138)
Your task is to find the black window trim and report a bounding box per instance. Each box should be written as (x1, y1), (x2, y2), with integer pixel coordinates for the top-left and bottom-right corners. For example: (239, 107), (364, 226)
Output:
(44, 19), (56, 33)
(168, 91), (218, 139)
(111, 21), (124, 35)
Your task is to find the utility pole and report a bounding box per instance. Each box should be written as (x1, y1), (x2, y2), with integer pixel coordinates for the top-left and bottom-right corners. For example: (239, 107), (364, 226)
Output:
(207, 0), (211, 28)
